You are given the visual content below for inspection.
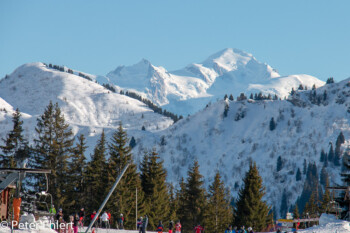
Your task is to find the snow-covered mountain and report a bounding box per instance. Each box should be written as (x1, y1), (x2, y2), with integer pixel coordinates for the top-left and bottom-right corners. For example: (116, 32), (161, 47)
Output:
(106, 48), (325, 115)
(0, 59), (344, 219)
(0, 62), (173, 151)
(130, 78), (350, 217)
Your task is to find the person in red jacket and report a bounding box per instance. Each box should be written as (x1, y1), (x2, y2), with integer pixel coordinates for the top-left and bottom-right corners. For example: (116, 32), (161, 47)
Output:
(194, 224), (204, 233)
(175, 221), (181, 233)
(90, 211), (98, 228)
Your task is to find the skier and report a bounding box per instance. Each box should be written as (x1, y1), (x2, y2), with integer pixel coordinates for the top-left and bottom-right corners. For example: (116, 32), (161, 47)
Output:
(175, 220), (181, 233)
(107, 210), (112, 226)
(49, 204), (56, 214)
(194, 223), (204, 233)
(56, 208), (64, 221)
(138, 217), (144, 233)
(101, 211), (110, 229)
(240, 226), (246, 233)
(157, 220), (164, 233)
(142, 215), (148, 233)
(247, 227), (253, 233)
(119, 213), (124, 229)
(233, 226), (238, 233)
(225, 225), (232, 233)
(73, 213), (80, 233)
(79, 208), (85, 227)
(169, 220), (174, 233)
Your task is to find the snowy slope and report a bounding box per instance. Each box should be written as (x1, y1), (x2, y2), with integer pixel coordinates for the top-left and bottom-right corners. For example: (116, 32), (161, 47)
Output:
(106, 48), (325, 115)
(0, 63), (173, 154)
(131, 78), (350, 218)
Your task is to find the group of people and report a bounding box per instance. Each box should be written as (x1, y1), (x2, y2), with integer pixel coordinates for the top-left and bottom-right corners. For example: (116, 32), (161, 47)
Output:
(48, 206), (125, 232)
(225, 225), (254, 233)
(48, 206), (252, 233)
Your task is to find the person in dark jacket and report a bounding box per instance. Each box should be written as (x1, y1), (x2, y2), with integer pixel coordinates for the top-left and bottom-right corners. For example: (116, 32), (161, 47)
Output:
(169, 220), (174, 233)
(73, 213), (80, 233)
(142, 215), (148, 233)
(157, 221), (164, 233)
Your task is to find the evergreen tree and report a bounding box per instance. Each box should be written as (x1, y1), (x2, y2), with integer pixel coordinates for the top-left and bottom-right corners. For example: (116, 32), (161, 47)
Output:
(320, 149), (326, 163)
(293, 204), (300, 219)
(292, 204), (300, 229)
(140, 149), (169, 230)
(320, 178), (331, 213)
(234, 162), (270, 231)
(297, 163), (320, 214)
(85, 130), (108, 212)
(168, 184), (178, 221)
(326, 77), (334, 84)
(320, 166), (328, 187)
(280, 190), (288, 218)
(269, 117), (276, 131)
(334, 132), (345, 166)
(66, 134), (87, 213)
(224, 94), (228, 100)
(176, 177), (187, 224)
(31, 102), (74, 209)
(0, 108), (29, 168)
(276, 156), (283, 172)
(296, 168), (302, 181)
(129, 136), (136, 149)
(106, 122), (144, 229)
(178, 161), (207, 232)
(328, 143), (334, 163)
(206, 172), (232, 233)
(303, 190), (319, 218)
(229, 94), (234, 101)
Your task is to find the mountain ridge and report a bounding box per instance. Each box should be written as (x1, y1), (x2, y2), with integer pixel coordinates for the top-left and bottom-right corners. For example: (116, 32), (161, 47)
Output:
(106, 48), (325, 115)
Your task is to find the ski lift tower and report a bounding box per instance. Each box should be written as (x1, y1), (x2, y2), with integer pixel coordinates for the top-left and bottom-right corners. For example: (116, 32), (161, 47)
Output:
(0, 168), (51, 227)
(327, 185), (350, 220)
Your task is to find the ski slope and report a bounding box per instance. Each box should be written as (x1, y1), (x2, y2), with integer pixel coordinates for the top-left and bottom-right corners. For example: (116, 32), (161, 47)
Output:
(0, 62), (173, 155)
(131, 78), (350, 218)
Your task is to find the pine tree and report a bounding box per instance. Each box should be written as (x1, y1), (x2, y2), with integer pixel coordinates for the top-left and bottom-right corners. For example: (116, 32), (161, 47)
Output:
(328, 143), (334, 163)
(206, 172), (232, 233)
(85, 130), (108, 212)
(178, 161), (207, 232)
(320, 178), (331, 213)
(280, 190), (288, 218)
(106, 122), (144, 229)
(67, 134), (87, 212)
(168, 184), (178, 221)
(0, 108), (29, 168)
(234, 162), (270, 231)
(320, 166), (328, 187)
(293, 204), (300, 219)
(140, 149), (169, 230)
(296, 168), (302, 181)
(229, 94), (234, 101)
(31, 102), (74, 209)
(129, 136), (136, 149)
(320, 149), (326, 163)
(269, 117), (276, 131)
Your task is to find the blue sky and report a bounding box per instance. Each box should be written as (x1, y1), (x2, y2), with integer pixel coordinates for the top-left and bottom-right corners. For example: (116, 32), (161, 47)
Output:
(1, 0), (349, 81)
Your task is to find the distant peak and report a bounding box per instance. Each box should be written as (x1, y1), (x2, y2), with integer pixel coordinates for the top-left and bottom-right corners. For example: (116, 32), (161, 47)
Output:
(138, 58), (152, 66)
